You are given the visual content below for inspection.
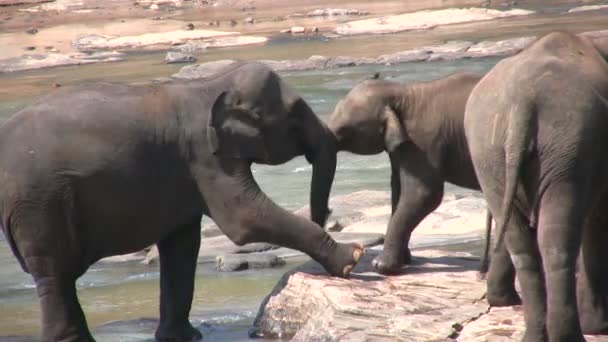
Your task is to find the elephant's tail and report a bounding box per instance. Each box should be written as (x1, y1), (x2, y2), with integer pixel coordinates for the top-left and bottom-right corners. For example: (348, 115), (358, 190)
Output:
(1, 213), (28, 274)
(478, 209), (493, 276)
(493, 101), (535, 255)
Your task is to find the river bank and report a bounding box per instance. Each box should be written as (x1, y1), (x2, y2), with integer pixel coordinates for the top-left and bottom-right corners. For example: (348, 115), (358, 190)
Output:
(1, 0), (608, 73)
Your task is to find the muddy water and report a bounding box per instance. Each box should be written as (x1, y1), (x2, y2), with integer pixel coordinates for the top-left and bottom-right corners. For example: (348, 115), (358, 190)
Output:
(1, 4), (608, 340)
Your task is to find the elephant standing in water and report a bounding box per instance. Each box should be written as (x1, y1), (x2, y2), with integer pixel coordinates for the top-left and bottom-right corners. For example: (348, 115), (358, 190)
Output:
(319, 72), (520, 306)
(0, 62), (363, 342)
(465, 32), (608, 341)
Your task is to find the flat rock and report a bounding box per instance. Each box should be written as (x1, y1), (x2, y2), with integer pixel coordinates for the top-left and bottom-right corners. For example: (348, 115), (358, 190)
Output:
(174, 36), (267, 52)
(377, 48), (432, 64)
(0, 51), (124, 73)
(171, 59), (237, 79)
(164, 51), (196, 64)
(568, 4), (608, 13)
(251, 249), (608, 341)
(129, 231), (383, 265)
(0, 0), (52, 5)
(306, 8), (369, 17)
(335, 7), (534, 35)
(295, 190), (390, 227)
(216, 253), (285, 272)
(466, 36), (535, 58)
(73, 30), (239, 51)
(18, 0), (82, 12)
(169, 30), (608, 79)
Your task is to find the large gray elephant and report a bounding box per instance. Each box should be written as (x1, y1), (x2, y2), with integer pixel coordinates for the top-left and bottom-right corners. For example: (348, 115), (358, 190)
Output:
(0, 62), (364, 342)
(320, 72), (520, 306)
(465, 32), (608, 341)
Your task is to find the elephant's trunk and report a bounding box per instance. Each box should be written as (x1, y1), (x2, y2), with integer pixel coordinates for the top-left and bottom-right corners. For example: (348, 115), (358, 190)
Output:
(297, 100), (337, 228)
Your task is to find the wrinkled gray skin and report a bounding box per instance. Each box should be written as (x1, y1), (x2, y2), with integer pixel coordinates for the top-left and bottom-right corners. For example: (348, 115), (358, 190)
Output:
(323, 72), (520, 306)
(465, 32), (608, 341)
(0, 62), (363, 342)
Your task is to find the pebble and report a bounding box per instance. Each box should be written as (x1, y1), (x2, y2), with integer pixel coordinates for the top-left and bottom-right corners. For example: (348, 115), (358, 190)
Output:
(290, 26), (305, 34)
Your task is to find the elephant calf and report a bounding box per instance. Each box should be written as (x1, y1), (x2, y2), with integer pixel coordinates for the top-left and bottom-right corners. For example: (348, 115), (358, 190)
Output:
(0, 62), (363, 341)
(321, 72), (520, 306)
(465, 32), (608, 341)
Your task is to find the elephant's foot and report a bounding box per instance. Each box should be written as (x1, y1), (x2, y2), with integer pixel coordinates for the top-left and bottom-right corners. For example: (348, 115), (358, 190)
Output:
(521, 328), (548, 342)
(402, 248), (412, 265)
(581, 312), (608, 335)
(372, 252), (404, 275)
(155, 322), (202, 342)
(486, 287), (522, 307)
(323, 243), (364, 278)
(579, 298), (608, 335)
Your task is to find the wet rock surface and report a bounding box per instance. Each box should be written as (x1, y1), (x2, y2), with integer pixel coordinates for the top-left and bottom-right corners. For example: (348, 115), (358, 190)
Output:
(164, 51), (196, 63)
(335, 7), (534, 35)
(171, 30), (608, 78)
(0, 51), (125, 73)
(216, 253), (285, 272)
(251, 249), (608, 341)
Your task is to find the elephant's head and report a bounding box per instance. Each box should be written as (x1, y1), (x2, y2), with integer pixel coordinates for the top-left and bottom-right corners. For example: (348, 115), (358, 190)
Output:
(327, 80), (406, 155)
(207, 62), (336, 227)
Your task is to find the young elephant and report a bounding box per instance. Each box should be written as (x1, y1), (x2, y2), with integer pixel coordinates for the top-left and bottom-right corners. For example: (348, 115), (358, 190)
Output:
(323, 72), (520, 306)
(0, 62), (363, 342)
(465, 32), (608, 341)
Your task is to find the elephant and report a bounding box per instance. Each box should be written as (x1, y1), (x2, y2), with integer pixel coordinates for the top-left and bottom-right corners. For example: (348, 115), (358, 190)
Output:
(320, 71), (520, 306)
(464, 31), (608, 341)
(0, 61), (364, 342)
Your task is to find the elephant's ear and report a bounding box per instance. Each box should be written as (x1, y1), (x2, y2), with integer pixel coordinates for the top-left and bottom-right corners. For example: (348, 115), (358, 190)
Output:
(382, 105), (407, 153)
(207, 91), (268, 160)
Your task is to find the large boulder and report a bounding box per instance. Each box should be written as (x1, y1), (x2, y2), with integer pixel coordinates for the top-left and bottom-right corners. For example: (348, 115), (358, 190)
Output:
(251, 249), (608, 341)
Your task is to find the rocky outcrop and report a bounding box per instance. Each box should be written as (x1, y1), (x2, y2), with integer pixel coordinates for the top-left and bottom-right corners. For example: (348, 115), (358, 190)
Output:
(164, 52), (196, 64)
(0, 0), (52, 5)
(216, 253), (285, 272)
(171, 29), (608, 78)
(568, 4), (608, 13)
(173, 36), (268, 52)
(72, 30), (242, 51)
(0, 51), (124, 73)
(335, 7), (534, 35)
(102, 231), (384, 272)
(251, 249), (608, 341)
(306, 8), (369, 17)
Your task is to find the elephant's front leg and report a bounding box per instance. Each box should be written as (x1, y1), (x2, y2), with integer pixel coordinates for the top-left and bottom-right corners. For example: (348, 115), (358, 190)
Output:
(372, 144), (443, 274)
(577, 202), (608, 335)
(155, 216), (203, 342)
(486, 240), (521, 307)
(389, 155), (412, 264)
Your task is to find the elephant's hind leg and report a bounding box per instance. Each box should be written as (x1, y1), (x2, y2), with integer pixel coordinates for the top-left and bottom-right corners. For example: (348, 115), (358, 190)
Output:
(486, 240), (521, 307)
(577, 199), (608, 335)
(155, 216), (203, 342)
(537, 182), (587, 342)
(14, 209), (93, 341)
(503, 209), (547, 342)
